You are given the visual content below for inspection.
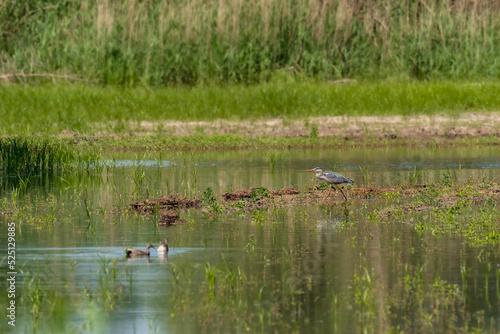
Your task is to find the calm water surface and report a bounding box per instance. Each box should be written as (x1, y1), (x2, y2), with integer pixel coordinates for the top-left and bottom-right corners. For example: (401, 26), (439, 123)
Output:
(1, 146), (500, 333)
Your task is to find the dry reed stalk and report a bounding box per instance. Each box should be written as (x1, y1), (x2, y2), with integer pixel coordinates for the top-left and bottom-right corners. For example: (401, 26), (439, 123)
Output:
(97, 0), (113, 38)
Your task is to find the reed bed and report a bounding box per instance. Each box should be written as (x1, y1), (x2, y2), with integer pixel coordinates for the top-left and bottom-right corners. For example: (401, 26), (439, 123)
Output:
(1, 0), (500, 85)
(0, 136), (101, 173)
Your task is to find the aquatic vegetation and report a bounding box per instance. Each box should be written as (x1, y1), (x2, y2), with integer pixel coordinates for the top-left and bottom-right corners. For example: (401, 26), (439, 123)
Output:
(244, 235), (256, 253)
(359, 166), (372, 187)
(250, 187), (270, 201)
(0, 191), (69, 227)
(251, 210), (267, 228)
(316, 182), (331, 191)
(131, 163), (149, 197)
(201, 187), (223, 214)
(376, 180), (500, 246)
(408, 165), (424, 186)
(13, 257), (129, 333)
(383, 191), (400, 200)
(268, 153), (277, 171)
(441, 169), (454, 187)
(0, 136), (101, 173)
(96, 257), (125, 311)
(416, 184), (442, 206)
(2, 150), (500, 333)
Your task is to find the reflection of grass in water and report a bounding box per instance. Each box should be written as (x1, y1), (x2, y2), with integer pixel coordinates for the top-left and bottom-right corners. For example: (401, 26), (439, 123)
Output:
(17, 257), (129, 333)
(5, 163), (500, 332)
(162, 246), (483, 333)
(96, 257), (124, 311)
(269, 153), (276, 171)
(385, 263), (466, 333)
(170, 178), (500, 332)
(1, 191), (68, 227)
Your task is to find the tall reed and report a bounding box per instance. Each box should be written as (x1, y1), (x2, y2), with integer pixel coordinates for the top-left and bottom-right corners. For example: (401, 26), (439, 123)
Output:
(1, 0), (500, 85)
(0, 136), (101, 173)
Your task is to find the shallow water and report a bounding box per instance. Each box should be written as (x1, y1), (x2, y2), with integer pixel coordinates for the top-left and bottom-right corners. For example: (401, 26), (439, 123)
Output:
(1, 146), (500, 333)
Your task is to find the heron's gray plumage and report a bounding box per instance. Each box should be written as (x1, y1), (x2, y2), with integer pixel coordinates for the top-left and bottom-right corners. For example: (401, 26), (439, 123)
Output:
(321, 170), (354, 185)
(307, 167), (353, 201)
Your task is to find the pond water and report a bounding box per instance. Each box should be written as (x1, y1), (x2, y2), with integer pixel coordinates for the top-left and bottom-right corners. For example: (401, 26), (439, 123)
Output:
(1, 146), (500, 333)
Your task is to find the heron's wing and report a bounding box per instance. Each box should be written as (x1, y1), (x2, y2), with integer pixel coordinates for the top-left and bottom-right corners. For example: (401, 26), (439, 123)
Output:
(323, 170), (354, 184)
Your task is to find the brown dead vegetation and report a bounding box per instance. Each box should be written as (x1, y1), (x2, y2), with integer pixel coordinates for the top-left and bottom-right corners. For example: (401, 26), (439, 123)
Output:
(129, 195), (201, 214)
(129, 195), (201, 226)
(158, 211), (186, 226)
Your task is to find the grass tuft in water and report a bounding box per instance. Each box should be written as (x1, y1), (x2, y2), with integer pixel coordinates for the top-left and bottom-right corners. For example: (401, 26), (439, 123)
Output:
(0, 136), (101, 173)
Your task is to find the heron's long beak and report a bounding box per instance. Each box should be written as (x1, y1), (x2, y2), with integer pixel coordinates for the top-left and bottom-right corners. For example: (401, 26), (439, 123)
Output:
(306, 169), (315, 172)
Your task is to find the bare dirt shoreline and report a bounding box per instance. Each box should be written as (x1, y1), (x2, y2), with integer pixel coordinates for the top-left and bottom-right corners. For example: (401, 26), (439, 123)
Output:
(133, 112), (500, 140)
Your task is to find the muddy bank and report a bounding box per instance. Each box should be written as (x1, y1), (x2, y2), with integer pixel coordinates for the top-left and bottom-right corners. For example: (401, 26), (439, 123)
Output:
(130, 112), (500, 141)
(158, 211), (186, 226)
(129, 195), (201, 213)
(129, 182), (500, 226)
(129, 195), (201, 226)
(222, 187), (300, 200)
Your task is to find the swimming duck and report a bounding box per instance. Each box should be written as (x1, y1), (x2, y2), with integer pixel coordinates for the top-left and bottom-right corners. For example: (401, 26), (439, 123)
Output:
(125, 243), (155, 256)
(157, 239), (169, 254)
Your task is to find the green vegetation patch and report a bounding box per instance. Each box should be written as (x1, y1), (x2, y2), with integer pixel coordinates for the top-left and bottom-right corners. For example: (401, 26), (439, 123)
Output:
(2, 0), (500, 85)
(2, 80), (500, 136)
(0, 136), (101, 173)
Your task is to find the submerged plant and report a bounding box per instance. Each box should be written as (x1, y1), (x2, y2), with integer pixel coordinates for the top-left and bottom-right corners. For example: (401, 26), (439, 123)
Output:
(359, 166), (371, 187)
(244, 235), (256, 253)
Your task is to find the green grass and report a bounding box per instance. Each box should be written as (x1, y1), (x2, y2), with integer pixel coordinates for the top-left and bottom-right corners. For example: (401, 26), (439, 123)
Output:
(89, 135), (500, 151)
(2, 79), (500, 136)
(2, 0), (500, 85)
(0, 136), (101, 173)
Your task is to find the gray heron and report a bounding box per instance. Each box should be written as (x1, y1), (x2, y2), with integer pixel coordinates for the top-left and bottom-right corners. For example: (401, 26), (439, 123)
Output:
(126, 243), (155, 256)
(307, 167), (354, 201)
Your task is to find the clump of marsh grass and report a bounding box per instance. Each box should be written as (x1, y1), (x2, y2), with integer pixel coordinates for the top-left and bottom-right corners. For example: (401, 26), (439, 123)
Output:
(2, 0), (500, 85)
(0, 136), (101, 173)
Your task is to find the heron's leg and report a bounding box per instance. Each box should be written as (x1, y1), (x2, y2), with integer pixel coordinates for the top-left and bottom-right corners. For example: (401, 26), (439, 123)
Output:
(335, 185), (348, 201)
